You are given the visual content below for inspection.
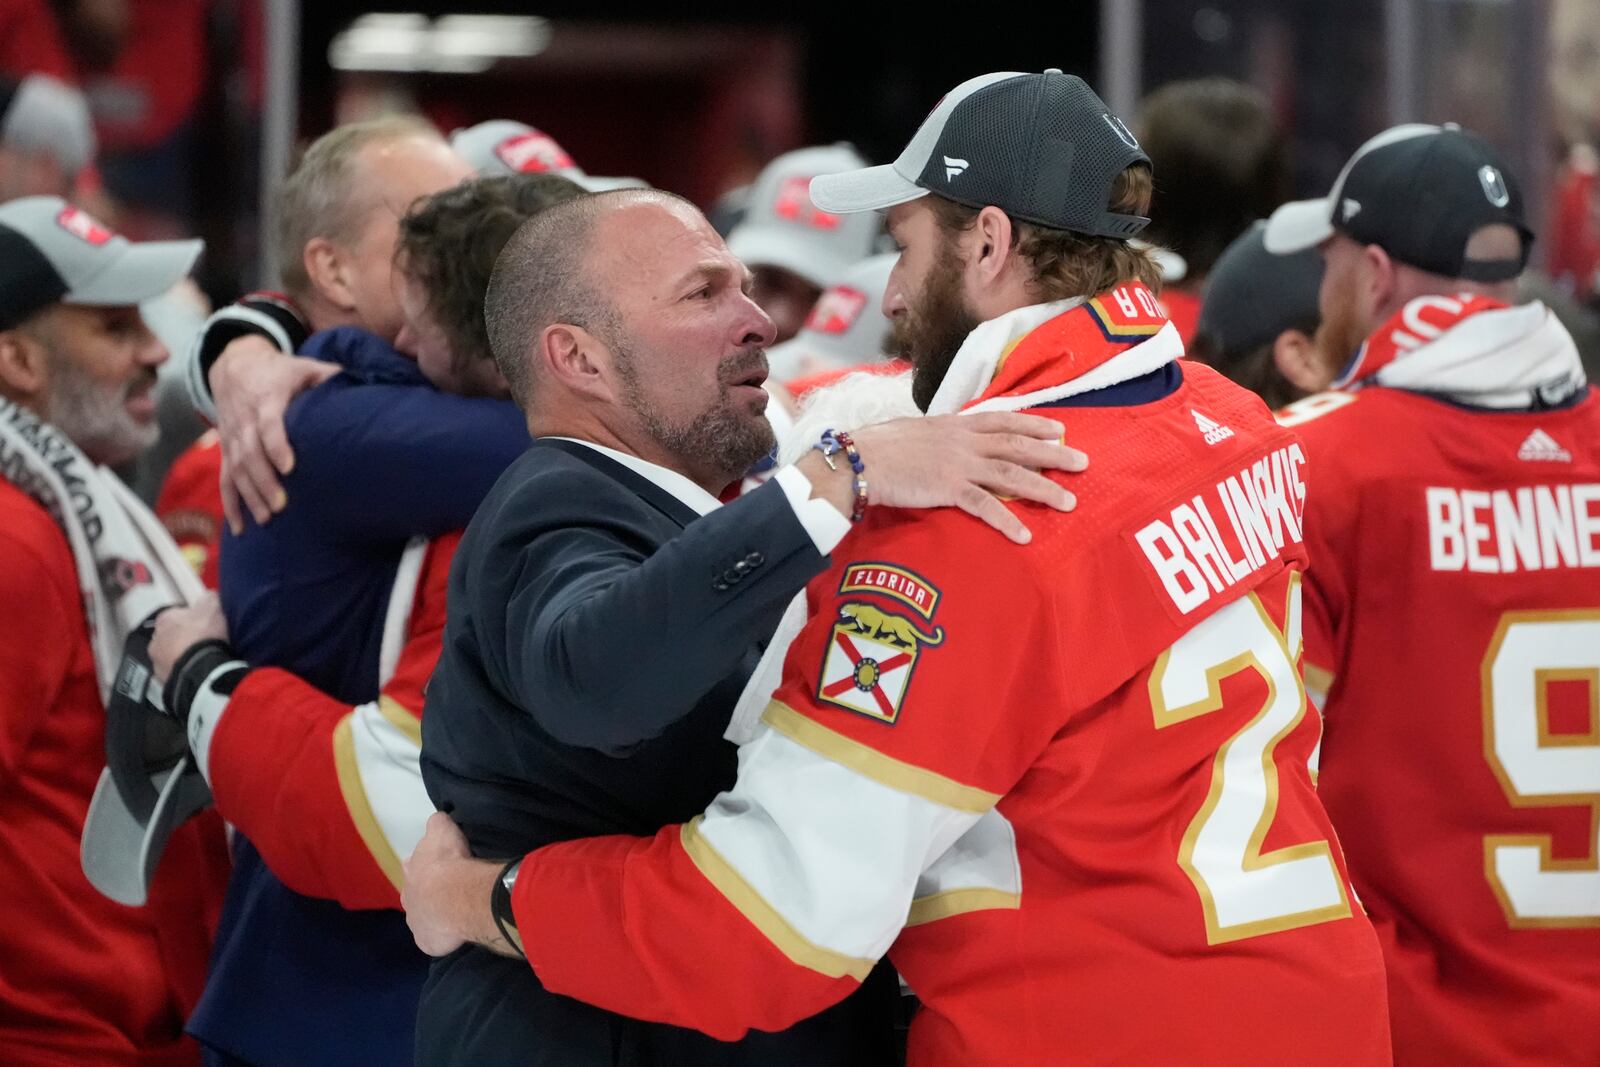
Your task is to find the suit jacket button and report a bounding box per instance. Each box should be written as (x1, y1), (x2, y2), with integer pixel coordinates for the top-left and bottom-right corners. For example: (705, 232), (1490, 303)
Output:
(744, 552), (764, 567)
(712, 578), (729, 591)
(722, 567), (742, 584)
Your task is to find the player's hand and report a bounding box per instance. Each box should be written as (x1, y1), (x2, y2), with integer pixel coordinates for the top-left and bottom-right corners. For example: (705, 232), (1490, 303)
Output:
(796, 412), (1087, 544)
(149, 594), (229, 685)
(210, 335), (339, 533)
(403, 812), (508, 958)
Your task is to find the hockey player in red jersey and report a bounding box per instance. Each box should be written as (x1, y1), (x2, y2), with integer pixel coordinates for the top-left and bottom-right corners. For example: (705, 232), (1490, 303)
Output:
(402, 71), (1392, 1067)
(1266, 123), (1600, 1066)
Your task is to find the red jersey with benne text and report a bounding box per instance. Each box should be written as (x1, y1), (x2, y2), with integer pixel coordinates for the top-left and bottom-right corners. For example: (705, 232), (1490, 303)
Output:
(511, 287), (1390, 1066)
(1283, 375), (1600, 1066)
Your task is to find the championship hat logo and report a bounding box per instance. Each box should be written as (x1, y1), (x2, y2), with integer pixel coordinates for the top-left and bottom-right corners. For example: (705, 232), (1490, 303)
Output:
(774, 175), (841, 231)
(817, 563), (944, 725)
(55, 206), (114, 246)
(494, 130), (575, 174)
(804, 285), (868, 335)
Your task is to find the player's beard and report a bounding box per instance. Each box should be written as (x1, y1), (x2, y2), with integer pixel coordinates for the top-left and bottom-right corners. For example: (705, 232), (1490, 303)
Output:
(892, 234), (981, 412)
(1312, 279), (1372, 382)
(41, 345), (158, 467)
(615, 343), (776, 486)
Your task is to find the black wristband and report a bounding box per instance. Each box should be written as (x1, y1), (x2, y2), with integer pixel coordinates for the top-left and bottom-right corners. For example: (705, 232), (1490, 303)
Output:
(163, 639), (244, 728)
(490, 857), (526, 959)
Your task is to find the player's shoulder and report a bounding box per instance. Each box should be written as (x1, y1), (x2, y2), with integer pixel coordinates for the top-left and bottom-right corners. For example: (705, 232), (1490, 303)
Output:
(0, 482), (76, 591)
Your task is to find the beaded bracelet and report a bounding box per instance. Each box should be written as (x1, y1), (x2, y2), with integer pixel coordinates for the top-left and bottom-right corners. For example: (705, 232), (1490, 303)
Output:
(815, 428), (868, 522)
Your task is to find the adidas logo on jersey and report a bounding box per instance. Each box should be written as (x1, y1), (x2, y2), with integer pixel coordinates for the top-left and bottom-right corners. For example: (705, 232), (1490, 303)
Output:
(1516, 429), (1571, 463)
(1192, 410), (1234, 445)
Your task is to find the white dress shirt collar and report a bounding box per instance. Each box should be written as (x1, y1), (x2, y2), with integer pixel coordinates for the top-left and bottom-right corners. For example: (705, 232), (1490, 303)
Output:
(542, 437), (723, 517)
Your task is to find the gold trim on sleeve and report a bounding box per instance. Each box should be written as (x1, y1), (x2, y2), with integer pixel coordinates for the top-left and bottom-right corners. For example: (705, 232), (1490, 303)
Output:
(762, 701), (1001, 814)
(679, 818), (876, 982)
(332, 715), (406, 890)
(376, 694), (424, 747)
(904, 887), (1021, 927)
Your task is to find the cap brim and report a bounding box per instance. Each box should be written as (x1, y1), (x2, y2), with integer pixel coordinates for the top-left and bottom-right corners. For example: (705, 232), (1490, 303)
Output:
(68, 238), (202, 306)
(81, 759), (212, 907)
(727, 226), (854, 290)
(809, 164), (928, 215)
(1263, 198), (1335, 256)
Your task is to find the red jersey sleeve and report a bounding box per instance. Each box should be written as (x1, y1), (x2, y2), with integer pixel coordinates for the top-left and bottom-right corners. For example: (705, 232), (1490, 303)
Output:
(201, 534), (459, 910)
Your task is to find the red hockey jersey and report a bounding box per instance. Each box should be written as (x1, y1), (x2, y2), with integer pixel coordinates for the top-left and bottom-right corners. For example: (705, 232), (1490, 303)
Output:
(510, 290), (1391, 1066)
(1283, 382), (1600, 1067)
(155, 430), (224, 590)
(194, 533), (458, 909)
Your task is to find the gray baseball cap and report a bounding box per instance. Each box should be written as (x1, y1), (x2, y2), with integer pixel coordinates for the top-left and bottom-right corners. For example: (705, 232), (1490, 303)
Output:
(0, 196), (202, 330)
(1198, 221), (1323, 359)
(810, 70), (1150, 239)
(767, 252), (897, 383)
(449, 120), (647, 192)
(726, 143), (883, 289)
(0, 73), (96, 176)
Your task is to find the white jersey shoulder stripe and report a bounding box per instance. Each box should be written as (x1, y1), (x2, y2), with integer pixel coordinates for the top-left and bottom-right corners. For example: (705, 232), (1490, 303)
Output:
(695, 725), (982, 968)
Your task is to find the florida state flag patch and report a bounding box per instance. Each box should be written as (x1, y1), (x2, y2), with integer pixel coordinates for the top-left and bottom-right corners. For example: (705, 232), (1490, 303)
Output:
(817, 564), (944, 725)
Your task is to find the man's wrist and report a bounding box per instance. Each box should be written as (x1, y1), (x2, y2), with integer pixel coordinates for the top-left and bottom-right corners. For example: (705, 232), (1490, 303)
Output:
(793, 450), (856, 519)
(162, 640), (245, 728)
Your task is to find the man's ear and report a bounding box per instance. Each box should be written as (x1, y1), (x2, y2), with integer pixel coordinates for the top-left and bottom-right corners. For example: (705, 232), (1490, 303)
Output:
(538, 323), (614, 402)
(303, 237), (358, 313)
(1361, 243), (1396, 319)
(0, 326), (49, 403)
(970, 206), (1017, 287)
(1272, 327), (1332, 396)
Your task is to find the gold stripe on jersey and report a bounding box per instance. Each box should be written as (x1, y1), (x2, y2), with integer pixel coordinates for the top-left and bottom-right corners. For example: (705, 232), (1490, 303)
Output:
(377, 694), (424, 747)
(904, 887), (1021, 927)
(332, 716), (406, 890)
(679, 817), (876, 981)
(763, 700), (1001, 813)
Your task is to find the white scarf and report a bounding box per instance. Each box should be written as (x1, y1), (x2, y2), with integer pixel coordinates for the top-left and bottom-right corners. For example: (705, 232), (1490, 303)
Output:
(0, 400), (200, 703)
(1339, 298), (1588, 410)
(727, 300), (1184, 743)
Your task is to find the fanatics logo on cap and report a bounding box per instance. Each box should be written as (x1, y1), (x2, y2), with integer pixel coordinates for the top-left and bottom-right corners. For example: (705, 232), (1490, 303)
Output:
(804, 285), (868, 336)
(1516, 429), (1572, 463)
(55, 206), (113, 246)
(1192, 410), (1235, 446)
(494, 130), (575, 175)
(943, 155), (969, 181)
(773, 175), (840, 231)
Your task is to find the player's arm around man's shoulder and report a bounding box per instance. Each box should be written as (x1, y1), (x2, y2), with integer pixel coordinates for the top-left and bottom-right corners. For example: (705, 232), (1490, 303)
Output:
(403, 514), (1066, 1038)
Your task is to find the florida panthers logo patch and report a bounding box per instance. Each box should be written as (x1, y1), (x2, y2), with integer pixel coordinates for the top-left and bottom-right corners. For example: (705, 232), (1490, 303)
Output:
(817, 562), (946, 725)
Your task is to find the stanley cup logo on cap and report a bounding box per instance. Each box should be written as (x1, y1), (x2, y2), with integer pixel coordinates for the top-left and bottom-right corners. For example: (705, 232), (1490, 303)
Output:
(56, 206), (114, 246)
(1478, 164), (1510, 208)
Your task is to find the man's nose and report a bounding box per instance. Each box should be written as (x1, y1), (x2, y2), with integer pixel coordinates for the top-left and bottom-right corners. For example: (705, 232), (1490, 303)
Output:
(136, 328), (170, 370)
(738, 292), (778, 348)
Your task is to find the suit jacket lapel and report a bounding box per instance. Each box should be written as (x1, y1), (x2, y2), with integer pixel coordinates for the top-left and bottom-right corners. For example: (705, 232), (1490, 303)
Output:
(535, 438), (701, 529)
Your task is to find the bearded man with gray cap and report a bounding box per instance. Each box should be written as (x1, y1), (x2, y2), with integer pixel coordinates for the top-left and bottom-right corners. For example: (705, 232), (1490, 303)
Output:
(1267, 123), (1600, 1067)
(403, 70), (1391, 1067)
(0, 196), (227, 1066)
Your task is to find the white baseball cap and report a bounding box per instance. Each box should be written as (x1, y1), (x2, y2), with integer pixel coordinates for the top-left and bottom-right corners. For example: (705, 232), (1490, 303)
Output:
(449, 120), (647, 193)
(726, 143), (883, 289)
(0, 196), (202, 329)
(767, 253), (897, 384)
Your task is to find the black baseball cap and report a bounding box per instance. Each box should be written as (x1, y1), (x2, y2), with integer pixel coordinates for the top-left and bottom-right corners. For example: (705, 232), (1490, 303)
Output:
(810, 70), (1151, 239)
(1264, 123), (1531, 282)
(0, 196), (202, 331)
(1197, 221), (1323, 359)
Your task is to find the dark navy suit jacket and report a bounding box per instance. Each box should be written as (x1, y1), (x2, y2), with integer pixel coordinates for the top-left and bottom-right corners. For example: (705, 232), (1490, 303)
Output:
(419, 439), (897, 1067)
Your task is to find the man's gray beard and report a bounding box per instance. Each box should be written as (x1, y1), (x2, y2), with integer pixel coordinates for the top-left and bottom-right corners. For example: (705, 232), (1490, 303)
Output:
(614, 345), (776, 486)
(41, 349), (157, 467)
